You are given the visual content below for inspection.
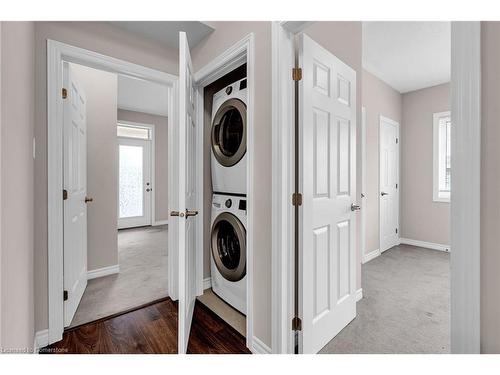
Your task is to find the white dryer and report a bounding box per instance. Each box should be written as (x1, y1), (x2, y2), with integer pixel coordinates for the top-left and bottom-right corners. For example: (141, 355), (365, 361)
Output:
(211, 78), (247, 195)
(210, 193), (246, 314)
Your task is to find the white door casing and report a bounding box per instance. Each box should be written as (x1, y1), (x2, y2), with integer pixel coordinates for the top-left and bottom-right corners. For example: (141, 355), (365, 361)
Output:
(63, 62), (88, 327)
(379, 116), (400, 252)
(177, 31), (199, 354)
(298, 34), (357, 354)
(117, 136), (152, 229)
(361, 107), (367, 257)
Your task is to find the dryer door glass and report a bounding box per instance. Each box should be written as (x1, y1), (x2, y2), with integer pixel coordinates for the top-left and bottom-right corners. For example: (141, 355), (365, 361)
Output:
(211, 98), (247, 167)
(211, 212), (246, 282)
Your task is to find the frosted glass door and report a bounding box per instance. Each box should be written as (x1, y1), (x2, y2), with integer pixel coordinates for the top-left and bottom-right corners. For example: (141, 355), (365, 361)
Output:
(118, 137), (151, 229)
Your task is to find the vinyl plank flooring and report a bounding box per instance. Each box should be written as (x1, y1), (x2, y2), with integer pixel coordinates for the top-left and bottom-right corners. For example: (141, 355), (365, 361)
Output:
(41, 297), (250, 354)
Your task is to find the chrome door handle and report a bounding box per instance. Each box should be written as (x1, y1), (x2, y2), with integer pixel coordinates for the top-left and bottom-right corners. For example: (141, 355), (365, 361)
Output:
(170, 210), (180, 217)
(351, 203), (361, 211)
(185, 209), (199, 218)
(85, 197), (93, 203)
(381, 192), (389, 196)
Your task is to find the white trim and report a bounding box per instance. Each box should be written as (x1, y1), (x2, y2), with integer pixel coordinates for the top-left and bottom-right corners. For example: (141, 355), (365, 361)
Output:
(450, 22), (481, 353)
(400, 238), (450, 253)
(379, 115), (400, 253)
(87, 264), (120, 280)
(193, 33), (255, 353)
(362, 248), (381, 264)
(361, 106), (367, 257)
(433, 111), (451, 203)
(203, 277), (212, 290)
(251, 336), (272, 354)
(47, 39), (177, 345)
(34, 329), (49, 353)
(152, 219), (168, 226)
(271, 21), (296, 355)
(355, 288), (363, 302)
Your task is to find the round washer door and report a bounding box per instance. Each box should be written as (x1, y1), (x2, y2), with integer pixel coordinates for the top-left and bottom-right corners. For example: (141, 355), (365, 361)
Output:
(211, 98), (247, 167)
(211, 212), (246, 282)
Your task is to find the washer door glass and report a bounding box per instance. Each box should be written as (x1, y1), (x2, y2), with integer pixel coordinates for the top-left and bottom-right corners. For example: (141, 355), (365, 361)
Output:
(211, 212), (246, 282)
(211, 98), (247, 167)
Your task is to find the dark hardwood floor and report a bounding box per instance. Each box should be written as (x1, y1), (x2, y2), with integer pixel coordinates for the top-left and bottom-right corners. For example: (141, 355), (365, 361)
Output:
(41, 297), (250, 354)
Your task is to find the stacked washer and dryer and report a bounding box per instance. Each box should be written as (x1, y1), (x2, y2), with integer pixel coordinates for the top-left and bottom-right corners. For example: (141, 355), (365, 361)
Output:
(209, 77), (247, 315)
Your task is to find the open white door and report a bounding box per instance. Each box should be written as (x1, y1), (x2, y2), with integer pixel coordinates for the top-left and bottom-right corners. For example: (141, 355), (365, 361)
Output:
(176, 32), (200, 354)
(63, 62), (88, 327)
(298, 34), (357, 353)
(379, 116), (399, 252)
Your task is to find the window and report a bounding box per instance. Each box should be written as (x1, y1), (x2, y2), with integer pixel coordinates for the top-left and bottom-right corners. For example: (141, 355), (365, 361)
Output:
(117, 123), (151, 139)
(433, 111), (451, 202)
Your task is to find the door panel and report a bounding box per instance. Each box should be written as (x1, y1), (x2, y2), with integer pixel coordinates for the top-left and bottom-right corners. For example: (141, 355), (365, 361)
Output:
(63, 63), (88, 327)
(117, 137), (152, 229)
(379, 117), (399, 252)
(299, 34), (357, 354)
(177, 31), (199, 354)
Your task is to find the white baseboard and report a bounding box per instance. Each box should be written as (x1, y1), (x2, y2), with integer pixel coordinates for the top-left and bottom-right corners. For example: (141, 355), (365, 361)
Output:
(153, 220), (168, 226)
(87, 264), (120, 280)
(203, 277), (212, 290)
(355, 288), (363, 302)
(34, 329), (49, 353)
(362, 248), (381, 264)
(399, 238), (450, 253)
(251, 336), (272, 354)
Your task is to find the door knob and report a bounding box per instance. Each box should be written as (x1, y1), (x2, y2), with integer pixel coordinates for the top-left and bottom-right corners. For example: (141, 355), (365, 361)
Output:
(170, 210), (180, 217)
(351, 203), (361, 211)
(381, 192), (389, 196)
(185, 209), (199, 218)
(85, 197), (93, 203)
(146, 188), (151, 192)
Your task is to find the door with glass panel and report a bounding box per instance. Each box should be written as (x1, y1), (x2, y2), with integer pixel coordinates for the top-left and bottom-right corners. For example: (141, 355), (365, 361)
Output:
(117, 123), (153, 229)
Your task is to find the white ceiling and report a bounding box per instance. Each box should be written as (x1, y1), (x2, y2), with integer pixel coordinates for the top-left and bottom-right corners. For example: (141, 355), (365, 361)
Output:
(362, 22), (450, 93)
(108, 21), (214, 50)
(118, 74), (168, 117)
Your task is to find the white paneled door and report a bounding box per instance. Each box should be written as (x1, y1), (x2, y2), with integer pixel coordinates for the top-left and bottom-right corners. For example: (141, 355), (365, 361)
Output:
(379, 116), (400, 252)
(63, 63), (88, 327)
(298, 34), (358, 353)
(176, 31), (200, 354)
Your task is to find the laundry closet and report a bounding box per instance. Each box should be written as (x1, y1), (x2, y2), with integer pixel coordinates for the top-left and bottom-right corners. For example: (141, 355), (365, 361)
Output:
(197, 64), (248, 336)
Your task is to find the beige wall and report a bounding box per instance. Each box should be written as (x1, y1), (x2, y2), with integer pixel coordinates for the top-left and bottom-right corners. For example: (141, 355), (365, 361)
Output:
(302, 22), (363, 288)
(480, 21), (500, 353)
(401, 83), (450, 245)
(71, 64), (118, 272)
(118, 109), (169, 223)
(34, 22), (178, 332)
(362, 69), (402, 255)
(1, 22), (35, 350)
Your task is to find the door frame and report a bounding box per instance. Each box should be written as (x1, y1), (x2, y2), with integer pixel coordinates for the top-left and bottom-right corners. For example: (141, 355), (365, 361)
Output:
(46, 40), (178, 345)
(116, 121), (155, 229)
(272, 21), (481, 354)
(378, 115), (400, 253)
(361, 107), (367, 259)
(192, 33), (256, 352)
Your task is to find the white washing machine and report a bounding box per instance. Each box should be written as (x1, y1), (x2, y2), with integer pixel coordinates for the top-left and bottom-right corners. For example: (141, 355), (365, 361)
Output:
(211, 77), (247, 195)
(210, 193), (246, 314)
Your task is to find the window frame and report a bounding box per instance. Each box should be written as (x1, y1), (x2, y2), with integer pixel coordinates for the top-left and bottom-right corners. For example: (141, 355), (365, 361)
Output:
(433, 111), (451, 203)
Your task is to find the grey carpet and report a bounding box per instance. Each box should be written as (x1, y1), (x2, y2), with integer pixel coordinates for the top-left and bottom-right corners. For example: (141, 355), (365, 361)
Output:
(70, 225), (168, 327)
(319, 244), (450, 354)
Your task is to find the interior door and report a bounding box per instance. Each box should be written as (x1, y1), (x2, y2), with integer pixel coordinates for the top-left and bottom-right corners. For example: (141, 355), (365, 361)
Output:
(298, 34), (358, 354)
(379, 117), (399, 252)
(63, 62), (88, 327)
(176, 31), (199, 354)
(117, 136), (152, 229)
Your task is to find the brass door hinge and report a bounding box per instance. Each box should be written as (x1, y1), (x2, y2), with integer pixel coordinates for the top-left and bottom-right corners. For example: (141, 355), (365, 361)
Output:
(292, 67), (302, 81)
(62, 88), (68, 99)
(63, 290), (68, 301)
(292, 317), (302, 331)
(292, 193), (302, 207)
(63, 189), (68, 200)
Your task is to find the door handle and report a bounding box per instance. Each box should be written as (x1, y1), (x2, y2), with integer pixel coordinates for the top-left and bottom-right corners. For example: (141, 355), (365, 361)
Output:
(185, 209), (199, 218)
(85, 197), (93, 203)
(381, 192), (389, 196)
(351, 203), (361, 211)
(170, 210), (184, 218)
